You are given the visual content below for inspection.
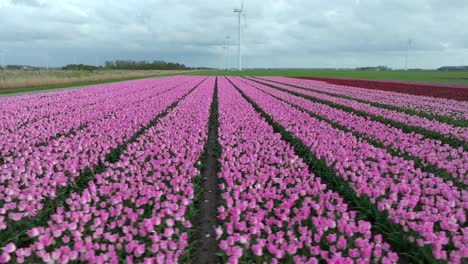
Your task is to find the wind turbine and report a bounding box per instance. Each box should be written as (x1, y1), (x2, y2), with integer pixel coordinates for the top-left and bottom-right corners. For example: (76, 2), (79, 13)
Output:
(234, 0), (245, 71)
(0, 50), (6, 70)
(44, 53), (50, 71)
(405, 39), (412, 71)
(221, 43), (226, 70)
(225, 35), (231, 70)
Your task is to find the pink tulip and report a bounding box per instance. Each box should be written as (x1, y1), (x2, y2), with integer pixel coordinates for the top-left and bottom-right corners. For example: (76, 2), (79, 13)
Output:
(6, 77), (216, 263)
(214, 77), (397, 262)
(0, 253), (11, 264)
(229, 76), (467, 263)
(2, 243), (15, 254)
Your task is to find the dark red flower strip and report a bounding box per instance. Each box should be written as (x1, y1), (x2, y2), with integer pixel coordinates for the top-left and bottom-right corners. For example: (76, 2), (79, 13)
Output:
(293, 77), (468, 101)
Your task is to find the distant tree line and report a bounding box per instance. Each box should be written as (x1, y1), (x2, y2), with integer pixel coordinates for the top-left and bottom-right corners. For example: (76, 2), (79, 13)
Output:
(437, 66), (468, 71)
(62, 64), (100, 71)
(104, 60), (191, 70)
(356, 66), (392, 71)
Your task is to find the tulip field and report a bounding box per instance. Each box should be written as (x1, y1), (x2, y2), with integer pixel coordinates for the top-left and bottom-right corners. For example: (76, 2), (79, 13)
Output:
(0, 75), (467, 263)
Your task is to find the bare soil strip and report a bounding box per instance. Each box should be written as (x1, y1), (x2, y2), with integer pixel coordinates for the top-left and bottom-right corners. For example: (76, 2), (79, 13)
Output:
(191, 77), (222, 264)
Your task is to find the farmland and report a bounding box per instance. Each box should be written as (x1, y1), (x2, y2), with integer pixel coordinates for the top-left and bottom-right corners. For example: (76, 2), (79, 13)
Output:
(0, 75), (467, 263)
(194, 69), (468, 85)
(0, 69), (203, 95)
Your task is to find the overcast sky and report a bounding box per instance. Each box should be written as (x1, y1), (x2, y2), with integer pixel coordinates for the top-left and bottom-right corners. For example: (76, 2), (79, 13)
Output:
(0, 0), (467, 69)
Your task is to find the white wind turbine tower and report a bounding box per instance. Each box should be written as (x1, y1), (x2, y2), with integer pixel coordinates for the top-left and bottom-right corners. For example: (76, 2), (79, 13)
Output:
(0, 49), (6, 70)
(405, 39), (412, 71)
(222, 37), (228, 70)
(234, 0), (245, 71)
(225, 35), (231, 70)
(44, 53), (50, 71)
(221, 43), (226, 70)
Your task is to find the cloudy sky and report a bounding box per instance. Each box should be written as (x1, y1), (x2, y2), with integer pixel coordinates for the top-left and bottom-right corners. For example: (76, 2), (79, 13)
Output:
(0, 0), (467, 69)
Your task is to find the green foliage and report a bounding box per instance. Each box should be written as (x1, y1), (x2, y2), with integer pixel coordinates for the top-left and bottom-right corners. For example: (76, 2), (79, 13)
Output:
(356, 65), (392, 71)
(62, 64), (100, 71)
(105, 60), (191, 70)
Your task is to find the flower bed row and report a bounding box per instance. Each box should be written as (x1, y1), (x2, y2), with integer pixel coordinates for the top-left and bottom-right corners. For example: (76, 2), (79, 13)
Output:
(0, 77), (184, 157)
(238, 77), (468, 185)
(216, 77), (397, 263)
(249, 77), (468, 143)
(0, 77), (176, 134)
(0, 77), (205, 234)
(229, 77), (467, 263)
(1, 77), (215, 263)
(261, 77), (468, 121)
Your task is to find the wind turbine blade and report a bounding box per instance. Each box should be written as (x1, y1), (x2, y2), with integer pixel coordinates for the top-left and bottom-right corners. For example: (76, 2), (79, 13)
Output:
(241, 0), (244, 10)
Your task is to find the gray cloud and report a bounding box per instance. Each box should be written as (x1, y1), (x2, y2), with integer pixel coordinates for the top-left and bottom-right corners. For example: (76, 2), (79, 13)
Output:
(1, 0), (467, 68)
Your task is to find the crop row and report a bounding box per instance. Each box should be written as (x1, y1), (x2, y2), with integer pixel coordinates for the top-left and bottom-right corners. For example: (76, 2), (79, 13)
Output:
(0, 77), (205, 236)
(260, 77), (468, 121)
(215, 77), (397, 263)
(250, 77), (468, 143)
(237, 77), (467, 185)
(229, 77), (467, 263)
(0, 77), (184, 157)
(1, 77), (215, 263)
(0, 77), (176, 134)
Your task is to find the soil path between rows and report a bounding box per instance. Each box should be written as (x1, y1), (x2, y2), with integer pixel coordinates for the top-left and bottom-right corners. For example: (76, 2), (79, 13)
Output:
(192, 79), (221, 264)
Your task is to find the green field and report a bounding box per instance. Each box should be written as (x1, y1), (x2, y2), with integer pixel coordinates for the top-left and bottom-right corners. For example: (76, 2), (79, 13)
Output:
(2, 69), (467, 96)
(0, 69), (202, 95)
(189, 69), (468, 85)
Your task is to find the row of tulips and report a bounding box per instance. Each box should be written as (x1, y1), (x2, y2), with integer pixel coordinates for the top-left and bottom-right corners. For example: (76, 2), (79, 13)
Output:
(250, 77), (468, 143)
(228, 77), (467, 263)
(238, 77), (467, 184)
(0, 77), (215, 263)
(259, 77), (468, 121)
(0, 77), (187, 158)
(0, 77), (175, 135)
(0, 77), (205, 234)
(215, 77), (397, 263)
